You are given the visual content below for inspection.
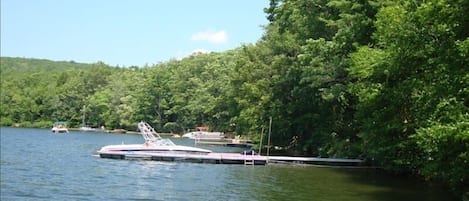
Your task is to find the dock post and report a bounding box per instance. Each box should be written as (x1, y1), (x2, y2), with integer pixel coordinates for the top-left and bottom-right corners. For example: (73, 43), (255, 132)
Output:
(266, 116), (272, 163)
(259, 127), (264, 156)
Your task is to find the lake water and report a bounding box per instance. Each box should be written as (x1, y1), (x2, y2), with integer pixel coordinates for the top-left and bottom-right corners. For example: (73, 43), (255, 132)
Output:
(1, 127), (457, 201)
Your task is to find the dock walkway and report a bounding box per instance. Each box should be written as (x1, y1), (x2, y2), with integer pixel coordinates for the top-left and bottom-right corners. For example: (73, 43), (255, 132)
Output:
(99, 151), (364, 166)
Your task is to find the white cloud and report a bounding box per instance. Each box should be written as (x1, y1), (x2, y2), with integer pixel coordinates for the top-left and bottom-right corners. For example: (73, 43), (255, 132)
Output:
(191, 30), (228, 44)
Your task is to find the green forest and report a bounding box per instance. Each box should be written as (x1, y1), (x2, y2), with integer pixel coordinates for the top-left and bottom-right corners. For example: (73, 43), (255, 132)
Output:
(1, 0), (468, 197)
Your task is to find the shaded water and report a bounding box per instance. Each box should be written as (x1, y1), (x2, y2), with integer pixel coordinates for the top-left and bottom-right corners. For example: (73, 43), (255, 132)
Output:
(1, 127), (456, 201)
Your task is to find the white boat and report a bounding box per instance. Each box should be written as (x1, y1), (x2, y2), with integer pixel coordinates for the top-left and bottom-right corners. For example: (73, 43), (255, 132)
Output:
(79, 106), (97, 132)
(182, 131), (225, 140)
(51, 121), (68, 133)
(79, 126), (97, 132)
(97, 122), (212, 159)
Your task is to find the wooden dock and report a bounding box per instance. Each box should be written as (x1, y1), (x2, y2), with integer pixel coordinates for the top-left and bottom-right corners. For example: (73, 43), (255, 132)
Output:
(99, 151), (364, 166)
(100, 152), (268, 165)
(267, 156), (364, 166)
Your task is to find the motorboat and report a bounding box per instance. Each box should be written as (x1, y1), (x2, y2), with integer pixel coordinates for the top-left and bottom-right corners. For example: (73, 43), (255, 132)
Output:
(79, 126), (97, 132)
(182, 131), (225, 140)
(182, 126), (225, 140)
(97, 122), (212, 159)
(79, 106), (96, 132)
(182, 127), (225, 141)
(51, 121), (68, 133)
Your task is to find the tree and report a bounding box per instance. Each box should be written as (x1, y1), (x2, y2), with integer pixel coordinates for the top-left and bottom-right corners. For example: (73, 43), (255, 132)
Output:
(349, 0), (469, 194)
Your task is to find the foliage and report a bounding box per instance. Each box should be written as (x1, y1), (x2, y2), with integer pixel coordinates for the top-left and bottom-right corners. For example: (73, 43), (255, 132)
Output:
(1, 0), (468, 197)
(348, 0), (469, 195)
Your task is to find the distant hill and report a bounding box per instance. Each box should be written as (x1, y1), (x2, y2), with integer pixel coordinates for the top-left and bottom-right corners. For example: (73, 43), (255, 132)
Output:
(0, 57), (100, 74)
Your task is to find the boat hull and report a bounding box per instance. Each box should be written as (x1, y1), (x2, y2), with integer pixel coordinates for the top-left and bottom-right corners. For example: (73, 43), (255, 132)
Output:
(182, 131), (225, 140)
(52, 128), (69, 133)
(79, 127), (97, 132)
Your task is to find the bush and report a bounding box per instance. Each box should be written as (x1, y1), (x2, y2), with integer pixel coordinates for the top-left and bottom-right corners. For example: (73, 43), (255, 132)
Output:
(413, 120), (469, 197)
(0, 117), (14, 126)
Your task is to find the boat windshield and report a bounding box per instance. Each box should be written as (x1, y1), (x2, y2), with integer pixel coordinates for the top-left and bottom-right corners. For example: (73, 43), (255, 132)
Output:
(154, 138), (176, 146)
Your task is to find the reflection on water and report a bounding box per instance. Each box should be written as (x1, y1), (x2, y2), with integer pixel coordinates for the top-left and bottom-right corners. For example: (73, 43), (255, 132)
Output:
(239, 166), (456, 201)
(0, 127), (457, 201)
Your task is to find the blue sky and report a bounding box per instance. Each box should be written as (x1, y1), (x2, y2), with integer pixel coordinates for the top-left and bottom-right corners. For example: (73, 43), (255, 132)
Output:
(1, 0), (269, 67)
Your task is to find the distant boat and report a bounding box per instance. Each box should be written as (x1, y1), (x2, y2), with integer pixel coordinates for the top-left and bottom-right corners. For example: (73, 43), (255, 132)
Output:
(182, 126), (225, 140)
(79, 105), (96, 132)
(52, 121), (68, 133)
(182, 131), (225, 140)
(79, 126), (97, 132)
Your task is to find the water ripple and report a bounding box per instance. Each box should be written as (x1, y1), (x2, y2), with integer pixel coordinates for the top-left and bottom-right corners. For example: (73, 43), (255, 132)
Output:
(0, 128), (458, 201)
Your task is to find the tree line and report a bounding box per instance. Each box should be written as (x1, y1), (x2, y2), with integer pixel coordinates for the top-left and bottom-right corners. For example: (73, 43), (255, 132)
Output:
(1, 0), (467, 197)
